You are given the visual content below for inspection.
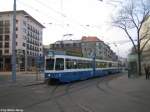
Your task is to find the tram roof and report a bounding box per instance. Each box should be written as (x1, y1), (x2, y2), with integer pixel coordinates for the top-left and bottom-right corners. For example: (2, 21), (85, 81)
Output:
(46, 55), (117, 63)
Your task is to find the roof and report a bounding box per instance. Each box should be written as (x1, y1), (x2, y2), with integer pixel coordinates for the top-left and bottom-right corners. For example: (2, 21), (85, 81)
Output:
(81, 36), (102, 42)
(0, 10), (45, 28)
(55, 40), (81, 44)
(47, 54), (115, 63)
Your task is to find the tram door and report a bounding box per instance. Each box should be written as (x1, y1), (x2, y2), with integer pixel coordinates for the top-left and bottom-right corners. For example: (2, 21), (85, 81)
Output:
(55, 58), (64, 70)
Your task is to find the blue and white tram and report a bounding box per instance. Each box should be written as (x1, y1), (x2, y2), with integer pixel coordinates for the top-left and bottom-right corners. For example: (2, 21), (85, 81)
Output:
(44, 55), (120, 84)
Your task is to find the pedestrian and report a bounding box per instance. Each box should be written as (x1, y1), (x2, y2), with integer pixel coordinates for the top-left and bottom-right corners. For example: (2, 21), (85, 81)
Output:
(144, 64), (150, 80)
(147, 64), (150, 79)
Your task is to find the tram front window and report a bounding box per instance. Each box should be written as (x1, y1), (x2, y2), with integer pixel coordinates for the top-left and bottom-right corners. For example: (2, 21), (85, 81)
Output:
(55, 58), (64, 70)
(46, 58), (54, 70)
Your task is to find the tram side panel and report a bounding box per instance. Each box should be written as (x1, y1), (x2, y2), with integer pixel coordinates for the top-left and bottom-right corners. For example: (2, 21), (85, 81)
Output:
(44, 55), (121, 83)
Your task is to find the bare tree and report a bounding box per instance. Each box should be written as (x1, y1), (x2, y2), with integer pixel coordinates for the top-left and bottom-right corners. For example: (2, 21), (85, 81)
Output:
(112, 0), (150, 76)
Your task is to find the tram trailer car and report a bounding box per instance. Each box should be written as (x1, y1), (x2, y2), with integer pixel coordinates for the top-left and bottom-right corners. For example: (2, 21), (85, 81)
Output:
(44, 55), (121, 84)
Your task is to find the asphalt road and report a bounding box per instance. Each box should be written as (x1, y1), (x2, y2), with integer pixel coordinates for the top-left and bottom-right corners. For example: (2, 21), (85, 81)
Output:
(0, 73), (150, 112)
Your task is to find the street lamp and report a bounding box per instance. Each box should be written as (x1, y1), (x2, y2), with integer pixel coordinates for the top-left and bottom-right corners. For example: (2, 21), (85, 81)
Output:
(12, 0), (16, 81)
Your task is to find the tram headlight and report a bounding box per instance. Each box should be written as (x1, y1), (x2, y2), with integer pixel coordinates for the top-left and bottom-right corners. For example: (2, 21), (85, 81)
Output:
(48, 74), (51, 77)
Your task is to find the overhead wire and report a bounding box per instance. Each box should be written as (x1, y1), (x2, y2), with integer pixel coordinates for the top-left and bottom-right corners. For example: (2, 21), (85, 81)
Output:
(17, 0), (125, 42)
(17, 0), (62, 22)
(29, 0), (100, 33)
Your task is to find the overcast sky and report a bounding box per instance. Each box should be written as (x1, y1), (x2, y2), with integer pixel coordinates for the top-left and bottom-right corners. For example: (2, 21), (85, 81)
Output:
(0, 0), (133, 57)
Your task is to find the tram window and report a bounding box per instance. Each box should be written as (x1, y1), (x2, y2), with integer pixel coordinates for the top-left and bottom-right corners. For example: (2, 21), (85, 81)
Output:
(77, 60), (92, 69)
(77, 60), (83, 69)
(112, 63), (115, 67)
(73, 60), (77, 69)
(88, 61), (92, 68)
(46, 58), (54, 70)
(66, 59), (77, 69)
(55, 58), (64, 70)
(66, 59), (92, 69)
(109, 63), (112, 67)
(112, 63), (118, 67)
(96, 62), (107, 68)
(66, 59), (72, 69)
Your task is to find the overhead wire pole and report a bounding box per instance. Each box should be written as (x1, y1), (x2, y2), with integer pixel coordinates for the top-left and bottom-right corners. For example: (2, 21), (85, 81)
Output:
(12, 0), (17, 81)
(91, 0), (103, 76)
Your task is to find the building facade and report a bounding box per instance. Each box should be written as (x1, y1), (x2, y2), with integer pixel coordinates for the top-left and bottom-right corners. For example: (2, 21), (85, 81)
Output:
(49, 36), (118, 61)
(81, 36), (118, 61)
(140, 16), (150, 63)
(50, 40), (82, 57)
(0, 10), (44, 71)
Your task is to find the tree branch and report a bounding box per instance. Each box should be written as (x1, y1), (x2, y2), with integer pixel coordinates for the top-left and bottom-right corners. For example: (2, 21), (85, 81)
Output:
(140, 19), (150, 41)
(124, 27), (137, 52)
(131, 13), (139, 30)
(140, 33), (150, 41)
(139, 11), (150, 31)
(140, 37), (150, 53)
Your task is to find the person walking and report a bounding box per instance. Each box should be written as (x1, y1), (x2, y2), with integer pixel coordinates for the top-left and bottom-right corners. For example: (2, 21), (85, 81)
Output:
(144, 64), (150, 80)
(147, 64), (150, 79)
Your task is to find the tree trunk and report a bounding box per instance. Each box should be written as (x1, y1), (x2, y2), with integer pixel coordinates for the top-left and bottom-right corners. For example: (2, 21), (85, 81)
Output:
(137, 51), (142, 76)
(137, 35), (142, 76)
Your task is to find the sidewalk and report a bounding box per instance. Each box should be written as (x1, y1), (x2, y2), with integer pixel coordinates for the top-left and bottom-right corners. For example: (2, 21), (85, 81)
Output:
(0, 71), (45, 86)
(108, 74), (150, 103)
(0, 71), (38, 75)
(110, 73), (150, 91)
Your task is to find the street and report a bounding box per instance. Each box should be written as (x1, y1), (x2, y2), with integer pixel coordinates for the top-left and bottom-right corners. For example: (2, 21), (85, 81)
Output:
(0, 72), (150, 112)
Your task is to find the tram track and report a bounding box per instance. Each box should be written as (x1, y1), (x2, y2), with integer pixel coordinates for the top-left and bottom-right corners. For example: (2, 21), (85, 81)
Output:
(23, 80), (97, 112)
(96, 74), (121, 94)
(0, 74), (122, 111)
(61, 82), (95, 112)
(23, 85), (59, 109)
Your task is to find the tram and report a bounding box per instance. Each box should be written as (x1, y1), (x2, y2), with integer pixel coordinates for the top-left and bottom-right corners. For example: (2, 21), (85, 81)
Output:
(44, 54), (121, 84)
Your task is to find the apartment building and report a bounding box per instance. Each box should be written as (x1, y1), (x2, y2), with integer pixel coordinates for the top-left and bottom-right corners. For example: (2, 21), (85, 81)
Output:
(140, 16), (150, 63)
(50, 40), (82, 57)
(81, 36), (118, 61)
(0, 10), (44, 71)
(49, 36), (118, 61)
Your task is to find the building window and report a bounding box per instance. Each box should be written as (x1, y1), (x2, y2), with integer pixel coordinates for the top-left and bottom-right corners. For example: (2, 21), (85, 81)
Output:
(23, 43), (25, 47)
(4, 50), (9, 54)
(0, 35), (3, 41)
(5, 42), (9, 48)
(73, 43), (76, 47)
(16, 27), (18, 31)
(16, 42), (18, 46)
(23, 21), (26, 26)
(0, 50), (2, 55)
(0, 42), (2, 48)
(5, 27), (9, 33)
(5, 20), (10, 26)
(0, 27), (3, 34)
(16, 19), (18, 23)
(0, 21), (3, 26)
(5, 35), (9, 41)
(23, 28), (26, 33)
